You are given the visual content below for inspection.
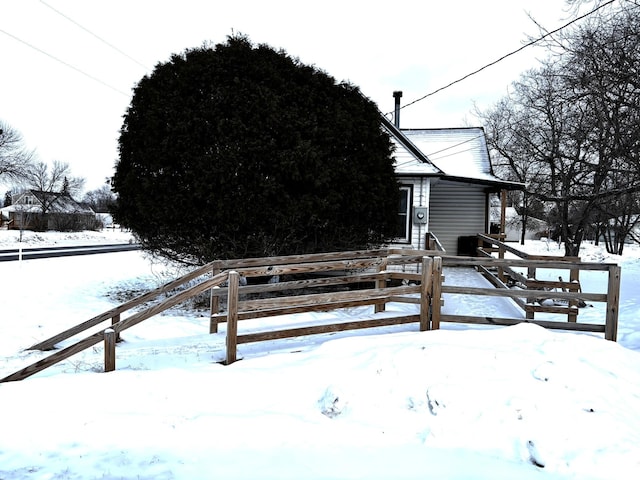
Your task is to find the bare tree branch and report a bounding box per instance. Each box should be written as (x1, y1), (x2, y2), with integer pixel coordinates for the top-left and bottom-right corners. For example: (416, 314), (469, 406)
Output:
(0, 121), (36, 184)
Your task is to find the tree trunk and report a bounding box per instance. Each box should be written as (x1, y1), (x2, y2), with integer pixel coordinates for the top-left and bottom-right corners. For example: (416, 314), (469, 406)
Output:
(520, 212), (527, 245)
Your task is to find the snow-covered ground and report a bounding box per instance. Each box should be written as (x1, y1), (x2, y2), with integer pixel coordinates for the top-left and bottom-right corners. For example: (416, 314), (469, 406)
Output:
(1, 230), (639, 479)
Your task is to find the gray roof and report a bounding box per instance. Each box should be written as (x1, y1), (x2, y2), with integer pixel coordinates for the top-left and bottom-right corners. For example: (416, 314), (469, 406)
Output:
(402, 128), (496, 183)
(383, 120), (523, 189)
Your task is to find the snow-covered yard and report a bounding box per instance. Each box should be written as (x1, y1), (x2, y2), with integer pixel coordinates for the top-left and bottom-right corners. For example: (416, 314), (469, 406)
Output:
(1, 230), (639, 479)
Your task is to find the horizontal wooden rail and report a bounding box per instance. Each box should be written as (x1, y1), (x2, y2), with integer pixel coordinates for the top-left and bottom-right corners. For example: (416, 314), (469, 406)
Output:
(213, 299), (389, 322)
(237, 315), (420, 344)
(217, 249), (390, 269)
(476, 233), (582, 262)
(237, 284), (420, 313)
(441, 285), (607, 303)
(232, 257), (385, 278)
(28, 259), (222, 351)
(442, 255), (614, 271)
(210, 272), (383, 297)
(0, 272), (229, 383)
(211, 285), (420, 322)
(439, 314), (606, 333)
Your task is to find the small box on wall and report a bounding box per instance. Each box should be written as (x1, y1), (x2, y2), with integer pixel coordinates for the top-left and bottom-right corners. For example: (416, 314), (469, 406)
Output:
(413, 206), (428, 224)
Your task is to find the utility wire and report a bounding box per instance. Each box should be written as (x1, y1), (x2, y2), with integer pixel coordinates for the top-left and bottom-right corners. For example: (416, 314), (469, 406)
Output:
(393, 135), (484, 168)
(424, 134), (483, 158)
(0, 27), (130, 97)
(429, 145), (479, 162)
(396, 0), (619, 113)
(39, 0), (150, 70)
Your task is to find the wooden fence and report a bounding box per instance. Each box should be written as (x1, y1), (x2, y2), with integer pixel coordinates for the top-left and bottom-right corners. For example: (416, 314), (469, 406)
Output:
(432, 256), (620, 341)
(475, 233), (620, 332)
(210, 251), (437, 364)
(0, 243), (621, 382)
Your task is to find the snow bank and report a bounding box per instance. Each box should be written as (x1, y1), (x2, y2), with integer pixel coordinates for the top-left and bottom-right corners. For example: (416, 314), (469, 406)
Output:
(0, 233), (639, 479)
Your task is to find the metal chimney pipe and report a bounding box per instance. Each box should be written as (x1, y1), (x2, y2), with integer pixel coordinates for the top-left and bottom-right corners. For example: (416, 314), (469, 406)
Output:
(393, 91), (403, 128)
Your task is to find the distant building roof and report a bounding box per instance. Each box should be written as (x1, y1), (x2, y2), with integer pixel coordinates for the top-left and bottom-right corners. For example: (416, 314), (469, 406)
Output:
(2, 190), (94, 215)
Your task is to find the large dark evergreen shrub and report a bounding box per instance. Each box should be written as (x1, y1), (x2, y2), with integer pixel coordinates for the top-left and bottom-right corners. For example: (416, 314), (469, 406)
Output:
(113, 35), (399, 263)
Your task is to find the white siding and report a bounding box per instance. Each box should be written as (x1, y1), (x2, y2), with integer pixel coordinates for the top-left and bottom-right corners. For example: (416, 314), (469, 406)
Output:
(428, 180), (488, 255)
(390, 177), (431, 250)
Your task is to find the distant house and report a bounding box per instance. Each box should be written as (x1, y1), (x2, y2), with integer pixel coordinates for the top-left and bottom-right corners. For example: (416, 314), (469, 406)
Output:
(382, 113), (524, 255)
(0, 190), (96, 231)
(490, 205), (549, 242)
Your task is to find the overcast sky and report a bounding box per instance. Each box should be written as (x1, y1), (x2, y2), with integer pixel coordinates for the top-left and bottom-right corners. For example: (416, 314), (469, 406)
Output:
(1, 0), (580, 192)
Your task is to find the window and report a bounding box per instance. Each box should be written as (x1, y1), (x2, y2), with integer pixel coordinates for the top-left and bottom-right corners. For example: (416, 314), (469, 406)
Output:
(396, 185), (412, 242)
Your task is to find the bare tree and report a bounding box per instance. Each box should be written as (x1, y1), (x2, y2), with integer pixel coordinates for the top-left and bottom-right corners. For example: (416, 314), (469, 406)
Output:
(479, 2), (640, 256)
(562, 2), (640, 254)
(82, 182), (116, 213)
(26, 160), (85, 197)
(479, 62), (595, 255)
(0, 121), (35, 185)
(477, 90), (555, 245)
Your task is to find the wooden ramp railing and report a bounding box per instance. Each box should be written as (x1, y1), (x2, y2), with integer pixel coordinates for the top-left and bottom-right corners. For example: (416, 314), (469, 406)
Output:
(0, 244), (621, 382)
(0, 269), (229, 383)
(474, 233), (620, 332)
(430, 256), (620, 341)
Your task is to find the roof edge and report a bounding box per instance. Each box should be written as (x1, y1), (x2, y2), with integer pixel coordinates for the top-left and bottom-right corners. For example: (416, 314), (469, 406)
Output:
(439, 175), (526, 190)
(380, 115), (444, 173)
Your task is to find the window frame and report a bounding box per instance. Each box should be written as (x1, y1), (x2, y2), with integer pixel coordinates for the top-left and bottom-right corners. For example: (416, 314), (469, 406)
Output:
(395, 184), (413, 243)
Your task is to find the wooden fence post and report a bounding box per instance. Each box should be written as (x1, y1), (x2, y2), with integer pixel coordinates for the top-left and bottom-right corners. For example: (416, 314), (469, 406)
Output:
(497, 191), (506, 279)
(420, 256), (433, 331)
(568, 268), (580, 323)
(431, 256), (443, 330)
(111, 313), (121, 342)
(209, 261), (222, 334)
(225, 271), (240, 364)
(374, 258), (388, 313)
(104, 329), (116, 372)
(526, 266), (536, 320)
(605, 264), (621, 341)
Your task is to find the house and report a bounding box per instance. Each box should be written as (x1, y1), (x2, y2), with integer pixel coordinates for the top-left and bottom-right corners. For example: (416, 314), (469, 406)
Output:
(490, 205), (549, 243)
(1, 190), (96, 231)
(382, 96), (524, 255)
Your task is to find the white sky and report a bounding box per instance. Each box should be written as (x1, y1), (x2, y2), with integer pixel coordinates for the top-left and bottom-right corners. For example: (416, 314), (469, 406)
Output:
(1, 0), (579, 191)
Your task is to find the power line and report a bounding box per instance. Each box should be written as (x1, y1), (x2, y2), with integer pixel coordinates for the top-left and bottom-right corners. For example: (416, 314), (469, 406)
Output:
(0, 27), (130, 97)
(393, 136), (484, 169)
(396, 0), (619, 113)
(429, 145), (479, 162)
(39, 0), (150, 71)
(423, 134), (483, 158)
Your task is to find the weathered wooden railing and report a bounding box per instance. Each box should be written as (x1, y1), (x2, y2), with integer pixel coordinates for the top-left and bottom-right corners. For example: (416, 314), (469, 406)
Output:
(0, 245), (621, 381)
(0, 249), (438, 382)
(211, 252), (436, 364)
(425, 231), (446, 252)
(431, 255), (620, 341)
(475, 233), (599, 323)
(0, 267), (230, 383)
